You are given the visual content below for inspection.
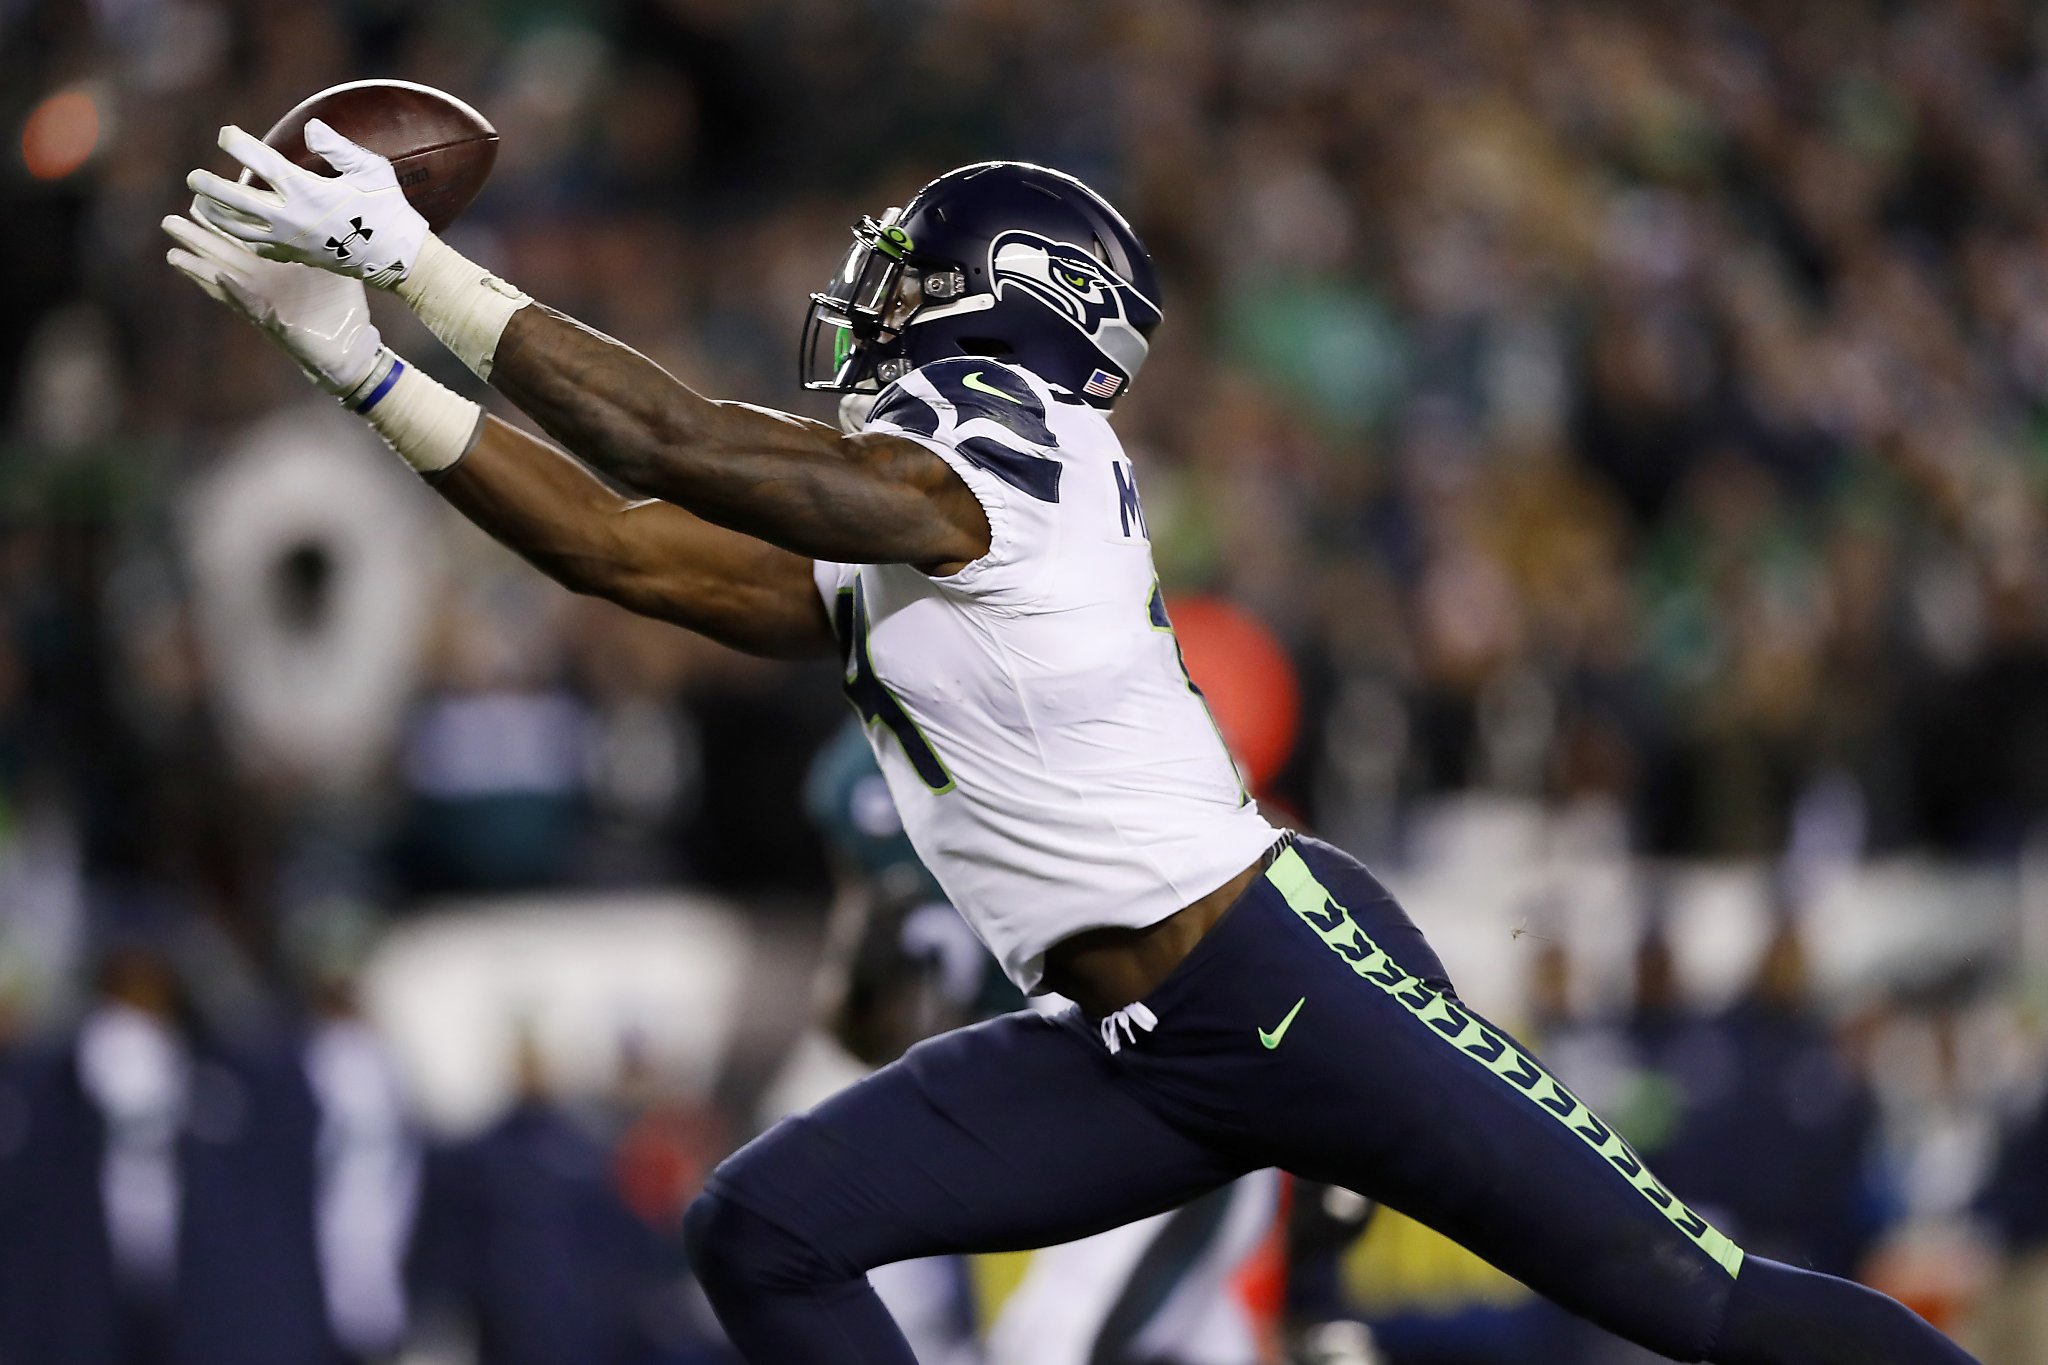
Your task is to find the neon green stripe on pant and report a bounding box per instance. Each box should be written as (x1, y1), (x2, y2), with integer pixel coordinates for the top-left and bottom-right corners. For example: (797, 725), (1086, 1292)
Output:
(1265, 846), (1745, 1279)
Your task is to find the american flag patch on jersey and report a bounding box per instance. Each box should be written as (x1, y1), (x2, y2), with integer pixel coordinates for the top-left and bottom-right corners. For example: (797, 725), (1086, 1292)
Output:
(1083, 369), (1124, 400)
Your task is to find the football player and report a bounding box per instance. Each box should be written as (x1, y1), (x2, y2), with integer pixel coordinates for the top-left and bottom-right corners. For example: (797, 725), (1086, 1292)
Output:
(171, 122), (1976, 1365)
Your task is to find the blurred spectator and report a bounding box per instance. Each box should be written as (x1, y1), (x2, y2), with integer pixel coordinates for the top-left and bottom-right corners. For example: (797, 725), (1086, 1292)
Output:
(1615, 924), (1708, 1179)
(1974, 1080), (2048, 1362)
(0, 934), (346, 1365)
(1981, 1078), (2048, 1285)
(394, 602), (595, 896)
(294, 904), (420, 1360)
(0, 940), (192, 1365)
(406, 1029), (703, 1365)
(601, 1034), (734, 1365)
(1673, 914), (1880, 1276)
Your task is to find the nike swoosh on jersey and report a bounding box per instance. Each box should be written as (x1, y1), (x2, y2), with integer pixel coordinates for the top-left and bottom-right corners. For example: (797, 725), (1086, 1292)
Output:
(1258, 996), (1306, 1049)
(962, 370), (1025, 405)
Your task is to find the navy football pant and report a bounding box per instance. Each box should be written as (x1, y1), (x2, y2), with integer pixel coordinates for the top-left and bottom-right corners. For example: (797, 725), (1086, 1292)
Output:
(688, 835), (1977, 1364)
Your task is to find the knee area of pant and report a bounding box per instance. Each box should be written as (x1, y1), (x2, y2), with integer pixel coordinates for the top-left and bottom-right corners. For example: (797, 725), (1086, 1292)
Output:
(1708, 1255), (1964, 1365)
(684, 1189), (837, 1296)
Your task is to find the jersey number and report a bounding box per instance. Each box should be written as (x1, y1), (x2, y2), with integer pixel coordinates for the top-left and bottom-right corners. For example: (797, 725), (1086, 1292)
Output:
(837, 578), (954, 794)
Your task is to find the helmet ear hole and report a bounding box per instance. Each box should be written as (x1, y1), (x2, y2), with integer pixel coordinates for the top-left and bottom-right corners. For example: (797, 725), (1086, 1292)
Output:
(958, 336), (1014, 358)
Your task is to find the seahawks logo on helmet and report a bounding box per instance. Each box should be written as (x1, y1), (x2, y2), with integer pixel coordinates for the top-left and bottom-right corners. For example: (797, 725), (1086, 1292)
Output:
(989, 230), (1157, 381)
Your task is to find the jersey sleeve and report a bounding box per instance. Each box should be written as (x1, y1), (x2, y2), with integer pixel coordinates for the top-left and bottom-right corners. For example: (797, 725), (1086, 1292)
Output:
(861, 358), (1066, 606)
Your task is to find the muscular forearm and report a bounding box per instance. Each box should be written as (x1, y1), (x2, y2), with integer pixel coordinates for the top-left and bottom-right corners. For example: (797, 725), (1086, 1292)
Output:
(390, 236), (986, 568)
(487, 304), (793, 504)
(435, 414), (834, 659)
(486, 305), (976, 564)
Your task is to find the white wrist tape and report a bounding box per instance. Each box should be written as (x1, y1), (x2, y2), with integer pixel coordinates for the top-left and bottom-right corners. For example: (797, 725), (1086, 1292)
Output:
(395, 233), (532, 380)
(340, 349), (482, 476)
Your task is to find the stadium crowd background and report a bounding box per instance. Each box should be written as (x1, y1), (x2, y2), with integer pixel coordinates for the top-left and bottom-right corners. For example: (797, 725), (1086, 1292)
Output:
(5, 0), (2048, 1362)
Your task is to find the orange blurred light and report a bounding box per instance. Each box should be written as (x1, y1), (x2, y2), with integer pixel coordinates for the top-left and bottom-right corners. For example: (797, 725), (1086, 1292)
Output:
(1166, 594), (1302, 794)
(22, 88), (100, 181)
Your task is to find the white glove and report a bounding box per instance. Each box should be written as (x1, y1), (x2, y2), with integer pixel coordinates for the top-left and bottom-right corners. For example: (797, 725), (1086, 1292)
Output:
(164, 213), (383, 395)
(187, 122), (428, 289)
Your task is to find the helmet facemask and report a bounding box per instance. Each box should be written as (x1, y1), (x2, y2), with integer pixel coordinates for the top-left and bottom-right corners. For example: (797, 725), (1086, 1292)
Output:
(800, 209), (985, 393)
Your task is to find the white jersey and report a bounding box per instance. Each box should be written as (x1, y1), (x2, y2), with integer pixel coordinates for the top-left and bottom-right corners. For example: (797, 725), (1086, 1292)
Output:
(813, 357), (1278, 991)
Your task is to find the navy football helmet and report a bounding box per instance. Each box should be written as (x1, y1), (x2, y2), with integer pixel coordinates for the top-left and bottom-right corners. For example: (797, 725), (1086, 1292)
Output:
(800, 161), (1162, 408)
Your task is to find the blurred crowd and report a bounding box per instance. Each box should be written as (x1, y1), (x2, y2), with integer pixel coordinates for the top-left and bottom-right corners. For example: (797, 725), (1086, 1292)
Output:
(0, 926), (738, 1365)
(7, 0), (2048, 1360)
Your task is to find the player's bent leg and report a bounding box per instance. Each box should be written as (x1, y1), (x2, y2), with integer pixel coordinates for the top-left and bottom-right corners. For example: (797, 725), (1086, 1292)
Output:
(688, 1009), (1245, 1365)
(1711, 1256), (1980, 1365)
(1100, 834), (1979, 1365)
(684, 1190), (911, 1361)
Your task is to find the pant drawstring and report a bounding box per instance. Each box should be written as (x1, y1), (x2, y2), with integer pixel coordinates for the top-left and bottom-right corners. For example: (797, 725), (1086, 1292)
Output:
(1099, 1001), (1159, 1055)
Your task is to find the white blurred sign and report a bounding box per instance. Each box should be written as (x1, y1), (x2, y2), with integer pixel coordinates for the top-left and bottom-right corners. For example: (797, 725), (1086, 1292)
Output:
(361, 893), (753, 1134)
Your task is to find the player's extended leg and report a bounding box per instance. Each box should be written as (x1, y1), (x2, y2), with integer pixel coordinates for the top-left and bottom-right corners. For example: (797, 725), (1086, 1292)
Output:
(683, 1009), (1246, 1364)
(1099, 834), (1977, 1365)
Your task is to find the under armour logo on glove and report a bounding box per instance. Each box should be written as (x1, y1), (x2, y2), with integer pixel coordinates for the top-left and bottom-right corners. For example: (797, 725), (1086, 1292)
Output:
(326, 217), (375, 260)
(186, 123), (430, 287)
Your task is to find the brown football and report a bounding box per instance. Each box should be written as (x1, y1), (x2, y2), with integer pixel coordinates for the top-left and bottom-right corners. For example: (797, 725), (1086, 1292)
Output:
(256, 79), (497, 232)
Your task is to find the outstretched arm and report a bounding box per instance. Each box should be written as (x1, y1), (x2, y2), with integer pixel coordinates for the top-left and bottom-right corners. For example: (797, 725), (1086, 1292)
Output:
(162, 212), (833, 660)
(485, 303), (988, 571)
(185, 122), (991, 573)
(440, 414), (833, 658)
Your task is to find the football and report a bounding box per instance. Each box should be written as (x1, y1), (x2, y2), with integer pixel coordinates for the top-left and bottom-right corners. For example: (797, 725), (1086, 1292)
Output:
(256, 79), (497, 232)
